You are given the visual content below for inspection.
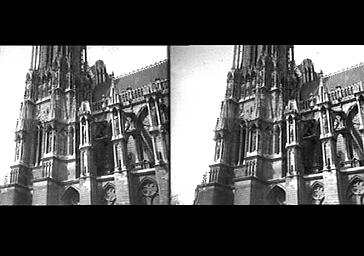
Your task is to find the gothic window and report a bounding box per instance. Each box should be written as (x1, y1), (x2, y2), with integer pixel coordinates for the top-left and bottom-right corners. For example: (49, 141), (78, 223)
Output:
(69, 127), (74, 155)
(81, 151), (87, 175)
(115, 144), (121, 170)
(336, 133), (347, 164)
(250, 125), (257, 152)
(267, 186), (286, 205)
(46, 126), (52, 153)
(215, 136), (221, 161)
(104, 184), (116, 205)
(137, 179), (159, 205)
(37, 126), (43, 164)
(347, 177), (364, 205)
(265, 127), (273, 155)
(61, 187), (80, 205)
(220, 139), (224, 160)
(15, 137), (20, 161)
(274, 125), (281, 154)
(311, 183), (325, 205)
(53, 130), (57, 154)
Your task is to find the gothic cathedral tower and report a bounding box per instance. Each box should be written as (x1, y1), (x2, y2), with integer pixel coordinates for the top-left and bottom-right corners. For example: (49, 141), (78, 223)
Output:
(2, 46), (91, 204)
(1, 46), (170, 205)
(195, 45), (297, 205)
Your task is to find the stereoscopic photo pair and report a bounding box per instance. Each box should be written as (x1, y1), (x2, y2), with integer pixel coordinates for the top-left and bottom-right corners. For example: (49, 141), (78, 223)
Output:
(0, 45), (364, 205)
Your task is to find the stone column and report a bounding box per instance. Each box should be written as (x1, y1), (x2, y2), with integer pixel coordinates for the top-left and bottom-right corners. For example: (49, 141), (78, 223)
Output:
(154, 97), (161, 126)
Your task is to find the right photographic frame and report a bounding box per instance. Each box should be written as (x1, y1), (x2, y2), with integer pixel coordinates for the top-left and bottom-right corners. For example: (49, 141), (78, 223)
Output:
(171, 45), (364, 205)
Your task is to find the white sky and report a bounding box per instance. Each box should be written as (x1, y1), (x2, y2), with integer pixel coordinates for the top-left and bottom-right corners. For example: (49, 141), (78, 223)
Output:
(171, 45), (364, 205)
(0, 46), (167, 184)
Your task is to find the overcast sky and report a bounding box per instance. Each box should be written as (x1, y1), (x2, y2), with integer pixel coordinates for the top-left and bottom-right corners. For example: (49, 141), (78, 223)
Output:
(171, 45), (364, 205)
(0, 46), (167, 184)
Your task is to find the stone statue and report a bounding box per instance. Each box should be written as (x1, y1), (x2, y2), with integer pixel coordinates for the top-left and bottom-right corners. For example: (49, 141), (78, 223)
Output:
(323, 112), (329, 134)
(289, 124), (294, 143)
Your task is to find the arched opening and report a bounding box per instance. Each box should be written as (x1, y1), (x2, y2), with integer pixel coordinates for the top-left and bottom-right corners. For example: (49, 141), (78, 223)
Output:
(214, 134), (222, 161)
(249, 124), (257, 152)
(311, 182), (325, 205)
(68, 126), (74, 155)
(301, 120), (323, 174)
(61, 187), (80, 205)
(274, 124), (281, 154)
(103, 184), (116, 205)
(267, 186), (286, 205)
(347, 177), (364, 205)
(136, 178), (159, 205)
(46, 126), (52, 153)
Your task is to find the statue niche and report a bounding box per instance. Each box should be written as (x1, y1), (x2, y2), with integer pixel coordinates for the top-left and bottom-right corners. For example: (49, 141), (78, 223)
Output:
(301, 120), (323, 174)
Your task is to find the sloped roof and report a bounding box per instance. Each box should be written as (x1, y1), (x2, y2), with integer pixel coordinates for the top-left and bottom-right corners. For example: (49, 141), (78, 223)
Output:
(300, 62), (364, 100)
(92, 60), (168, 101)
(323, 62), (364, 90)
(114, 60), (168, 92)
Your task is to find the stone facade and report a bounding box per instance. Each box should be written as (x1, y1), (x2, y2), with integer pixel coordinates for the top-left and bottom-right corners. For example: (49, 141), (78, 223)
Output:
(0, 46), (170, 205)
(194, 45), (364, 205)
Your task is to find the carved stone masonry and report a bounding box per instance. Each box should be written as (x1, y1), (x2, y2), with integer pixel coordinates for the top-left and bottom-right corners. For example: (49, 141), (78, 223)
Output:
(104, 186), (117, 205)
(350, 179), (364, 205)
(141, 180), (158, 205)
(312, 184), (325, 205)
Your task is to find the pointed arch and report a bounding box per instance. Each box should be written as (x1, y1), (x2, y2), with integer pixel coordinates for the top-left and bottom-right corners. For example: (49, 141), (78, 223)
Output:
(45, 125), (53, 153)
(311, 181), (325, 205)
(227, 71), (234, 81)
(266, 185), (286, 205)
(103, 182), (116, 205)
(274, 124), (281, 154)
(61, 186), (80, 205)
(347, 176), (364, 205)
(136, 177), (159, 205)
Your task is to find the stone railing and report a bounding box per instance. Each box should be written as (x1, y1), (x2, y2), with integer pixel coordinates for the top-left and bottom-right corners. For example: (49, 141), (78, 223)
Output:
(299, 97), (317, 111)
(91, 99), (108, 112)
(328, 81), (363, 102)
(299, 81), (364, 111)
(103, 79), (169, 108)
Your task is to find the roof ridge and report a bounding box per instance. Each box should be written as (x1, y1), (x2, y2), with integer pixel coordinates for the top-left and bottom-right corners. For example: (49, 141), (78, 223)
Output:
(115, 59), (168, 80)
(323, 62), (364, 78)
